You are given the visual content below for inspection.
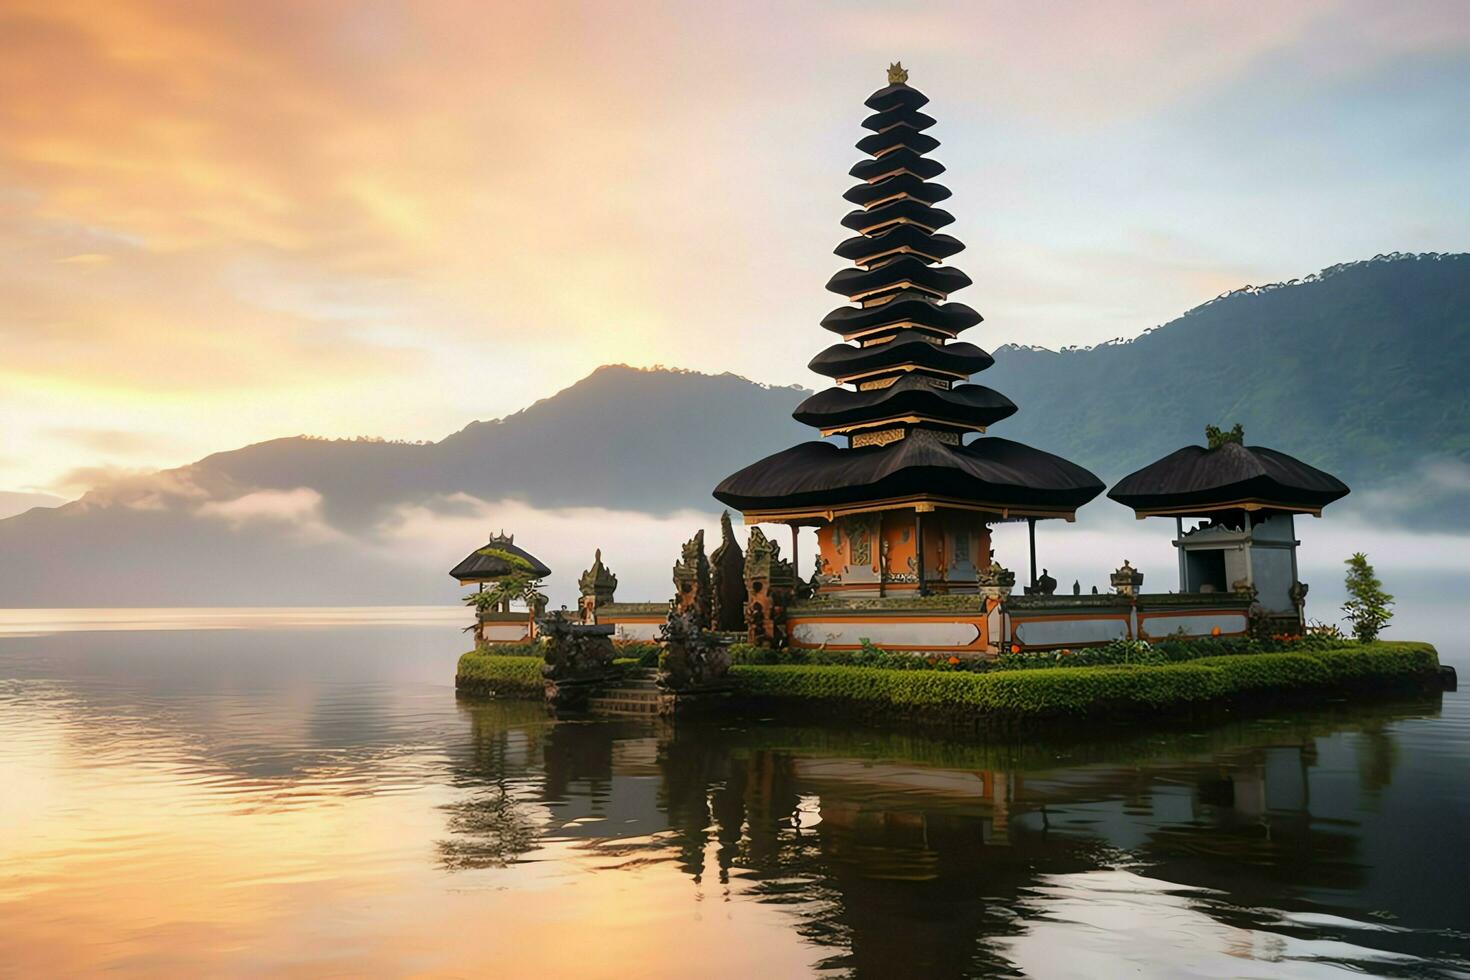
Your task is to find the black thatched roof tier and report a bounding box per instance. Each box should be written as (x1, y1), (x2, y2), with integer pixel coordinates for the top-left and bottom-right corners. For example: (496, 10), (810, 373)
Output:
(864, 83), (930, 112)
(827, 255), (971, 299)
(713, 435), (1106, 517)
(793, 377), (1016, 431)
(862, 106), (936, 133)
(840, 199), (955, 235)
(835, 227), (962, 264)
(448, 535), (552, 582)
(850, 149), (945, 183)
(856, 127), (940, 157)
(843, 174), (952, 208)
(821, 292), (982, 337)
(808, 332), (993, 379)
(1108, 442), (1350, 516)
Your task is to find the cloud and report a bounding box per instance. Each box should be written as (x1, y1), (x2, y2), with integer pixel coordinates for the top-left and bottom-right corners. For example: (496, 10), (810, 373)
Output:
(49, 464), (161, 497)
(59, 465), (218, 511)
(47, 427), (178, 456)
(196, 487), (345, 543)
(371, 493), (776, 608)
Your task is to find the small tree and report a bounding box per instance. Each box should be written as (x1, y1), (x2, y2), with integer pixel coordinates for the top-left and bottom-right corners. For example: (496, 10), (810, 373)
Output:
(1342, 552), (1393, 643)
(464, 568), (546, 642)
(1205, 423), (1245, 449)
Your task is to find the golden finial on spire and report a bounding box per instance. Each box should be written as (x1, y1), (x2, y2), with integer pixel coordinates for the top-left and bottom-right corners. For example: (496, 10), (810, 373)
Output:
(887, 61), (909, 85)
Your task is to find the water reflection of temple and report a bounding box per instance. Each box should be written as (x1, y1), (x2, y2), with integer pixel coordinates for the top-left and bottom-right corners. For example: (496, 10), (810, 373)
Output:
(443, 696), (1443, 976)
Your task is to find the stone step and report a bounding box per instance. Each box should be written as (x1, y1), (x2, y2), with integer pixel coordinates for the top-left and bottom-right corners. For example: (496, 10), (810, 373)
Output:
(587, 694), (667, 716)
(604, 687), (663, 700)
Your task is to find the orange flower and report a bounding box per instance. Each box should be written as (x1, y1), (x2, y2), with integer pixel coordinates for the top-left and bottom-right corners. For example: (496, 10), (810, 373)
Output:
(948, 656), (961, 665)
(1211, 626), (1222, 637)
(1011, 644), (1021, 654)
(1060, 648), (1073, 656)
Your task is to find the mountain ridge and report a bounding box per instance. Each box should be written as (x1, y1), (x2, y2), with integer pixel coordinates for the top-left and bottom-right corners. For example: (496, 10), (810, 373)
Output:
(1, 253), (1466, 605)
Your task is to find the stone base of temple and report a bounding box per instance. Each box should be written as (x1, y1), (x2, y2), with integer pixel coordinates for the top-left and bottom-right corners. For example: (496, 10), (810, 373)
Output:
(787, 595), (999, 655)
(784, 591), (1258, 655)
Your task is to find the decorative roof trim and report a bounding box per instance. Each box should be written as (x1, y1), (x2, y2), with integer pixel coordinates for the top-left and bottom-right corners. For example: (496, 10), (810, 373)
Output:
(819, 414), (984, 437)
(835, 363), (969, 385)
(1128, 499), (1326, 519)
(740, 493), (1081, 525)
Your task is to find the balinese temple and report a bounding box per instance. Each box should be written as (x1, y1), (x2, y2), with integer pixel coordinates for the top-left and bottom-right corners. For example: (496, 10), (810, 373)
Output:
(449, 531), (552, 644)
(714, 64), (1104, 607)
(1109, 428), (1350, 630)
(460, 70), (1354, 658)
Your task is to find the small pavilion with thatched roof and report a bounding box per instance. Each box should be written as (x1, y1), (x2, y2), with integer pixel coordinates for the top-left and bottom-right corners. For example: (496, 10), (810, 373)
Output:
(450, 531), (552, 644)
(1109, 425), (1350, 629)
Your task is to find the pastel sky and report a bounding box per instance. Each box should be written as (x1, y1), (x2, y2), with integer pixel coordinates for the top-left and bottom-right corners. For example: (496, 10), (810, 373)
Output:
(2, 0), (1467, 493)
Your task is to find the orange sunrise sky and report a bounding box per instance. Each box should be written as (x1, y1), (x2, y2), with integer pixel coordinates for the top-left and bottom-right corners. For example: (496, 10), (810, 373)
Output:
(2, 0), (1466, 495)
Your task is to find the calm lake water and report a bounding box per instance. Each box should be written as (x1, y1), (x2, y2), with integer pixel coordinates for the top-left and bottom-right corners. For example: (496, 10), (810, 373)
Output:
(3, 609), (1469, 978)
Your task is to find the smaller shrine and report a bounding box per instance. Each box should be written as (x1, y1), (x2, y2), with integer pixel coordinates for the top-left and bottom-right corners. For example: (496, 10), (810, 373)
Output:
(1109, 425), (1350, 631)
(449, 531), (551, 644)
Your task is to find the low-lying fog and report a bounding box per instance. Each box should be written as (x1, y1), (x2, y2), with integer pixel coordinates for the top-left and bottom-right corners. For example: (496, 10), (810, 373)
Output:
(392, 496), (1468, 665)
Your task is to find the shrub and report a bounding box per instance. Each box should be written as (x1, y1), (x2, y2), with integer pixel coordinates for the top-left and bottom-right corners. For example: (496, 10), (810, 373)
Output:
(995, 638), (1164, 671)
(729, 662), (1229, 717)
(474, 641), (544, 657)
(728, 642), (1439, 720)
(614, 642), (662, 667)
(456, 651), (544, 697)
(1343, 552), (1394, 643)
(728, 640), (988, 672)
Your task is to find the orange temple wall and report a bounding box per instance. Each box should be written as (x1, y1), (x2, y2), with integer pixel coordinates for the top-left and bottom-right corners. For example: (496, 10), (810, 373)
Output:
(814, 510), (991, 593)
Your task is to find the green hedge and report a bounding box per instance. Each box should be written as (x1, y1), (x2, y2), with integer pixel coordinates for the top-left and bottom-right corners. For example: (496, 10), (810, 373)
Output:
(456, 652), (544, 697)
(728, 641), (1439, 721)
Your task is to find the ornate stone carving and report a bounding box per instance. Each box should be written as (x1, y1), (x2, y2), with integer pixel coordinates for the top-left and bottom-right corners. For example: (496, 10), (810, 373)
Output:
(657, 606), (732, 692)
(1110, 559), (1144, 597)
(538, 610), (617, 710)
(849, 519), (872, 566)
(977, 558), (1015, 601)
(577, 549), (618, 623)
(672, 529), (711, 623)
(743, 526), (794, 647)
(977, 559), (1016, 588)
(887, 61), (909, 84)
(709, 511), (747, 632)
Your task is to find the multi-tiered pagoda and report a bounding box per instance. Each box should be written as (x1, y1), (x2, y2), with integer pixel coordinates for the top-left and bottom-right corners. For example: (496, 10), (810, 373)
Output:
(715, 65), (1104, 597)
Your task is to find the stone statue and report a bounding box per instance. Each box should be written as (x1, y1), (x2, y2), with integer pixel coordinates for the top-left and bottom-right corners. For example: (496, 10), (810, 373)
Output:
(657, 605), (731, 692)
(709, 511), (747, 632)
(1033, 568), (1057, 596)
(538, 609), (616, 710)
(1110, 559), (1144, 597)
(1072, 580), (1081, 595)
